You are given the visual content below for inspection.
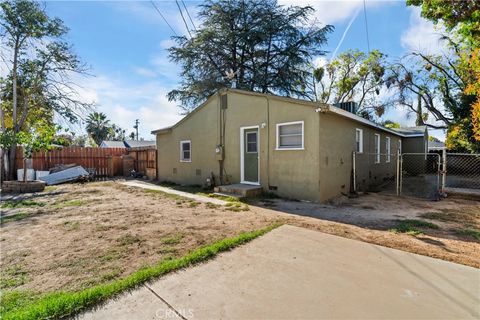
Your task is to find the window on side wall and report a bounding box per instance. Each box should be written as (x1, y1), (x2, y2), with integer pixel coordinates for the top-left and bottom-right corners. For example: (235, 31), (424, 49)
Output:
(276, 121), (304, 150)
(355, 128), (363, 153)
(398, 139), (402, 154)
(374, 134), (380, 163)
(180, 140), (191, 162)
(386, 137), (391, 163)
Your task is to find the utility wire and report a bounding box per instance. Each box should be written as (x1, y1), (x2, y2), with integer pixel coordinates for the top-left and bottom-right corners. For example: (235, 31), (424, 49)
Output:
(175, 0), (193, 38)
(363, 0), (371, 53)
(150, 1), (178, 36)
(181, 0), (197, 32)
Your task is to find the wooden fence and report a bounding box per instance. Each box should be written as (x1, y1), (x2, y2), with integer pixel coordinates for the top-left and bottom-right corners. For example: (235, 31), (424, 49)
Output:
(14, 146), (157, 179)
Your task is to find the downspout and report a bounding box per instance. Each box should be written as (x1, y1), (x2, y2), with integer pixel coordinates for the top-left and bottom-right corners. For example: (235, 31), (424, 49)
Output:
(261, 96), (270, 189)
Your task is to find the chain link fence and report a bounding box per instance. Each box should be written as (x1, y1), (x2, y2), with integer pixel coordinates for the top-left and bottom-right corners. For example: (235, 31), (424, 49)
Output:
(445, 153), (480, 189)
(353, 151), (480, 200)
(353, 152), (398, 195)
(399, 153), (441, 200)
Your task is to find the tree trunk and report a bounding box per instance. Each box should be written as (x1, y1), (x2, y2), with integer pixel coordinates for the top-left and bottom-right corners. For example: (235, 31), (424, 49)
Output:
(8, 144), (16, 180)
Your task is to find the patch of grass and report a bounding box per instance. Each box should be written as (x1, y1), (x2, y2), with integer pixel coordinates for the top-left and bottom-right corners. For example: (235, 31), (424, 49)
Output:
(143, 189), (188, 202)
(0, 265), (30, 289)
(225, 202), (250, 212)
(420, 208), (479, 227)
(1, 212), (30, 225)
(389, 219), (439, 236)
(43, 186), (57, 193)
(53, 199), (85, 209)
(99, 249), (125, 262)
(0, 291), (37, 315)
(0, 200), (45, 209)
(205, 202), (220, 209)
(455, 229), (480, 240)
(160, 233), (184, 245)
(100, 268), (123, 282)
(117, 234), (143, 246)
(208, 194), (241, 203)
(1, 223), (281, 320)
(62, 221), (80, 231)
(188, 201), (200, 208)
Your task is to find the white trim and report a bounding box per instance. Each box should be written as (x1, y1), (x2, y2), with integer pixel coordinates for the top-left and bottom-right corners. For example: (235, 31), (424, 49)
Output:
(240, 126), (260, 185)
(374, 134), (381, 164)
(355, 128), (363, 153)
(276, 121), (304, 150)
(179, 140), (191, 162)
(386, 136), (391, 163)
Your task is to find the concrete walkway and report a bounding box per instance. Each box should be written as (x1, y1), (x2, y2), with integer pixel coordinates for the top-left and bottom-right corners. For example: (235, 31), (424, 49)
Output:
(121, 180), (226, 206)
(79, 225), (480, 320)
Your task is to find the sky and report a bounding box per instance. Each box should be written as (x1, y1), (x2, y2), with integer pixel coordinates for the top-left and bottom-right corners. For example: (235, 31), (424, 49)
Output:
(38, 0), (448, 140)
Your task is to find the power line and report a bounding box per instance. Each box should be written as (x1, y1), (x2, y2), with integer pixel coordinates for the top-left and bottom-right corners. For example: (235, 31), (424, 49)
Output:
(363, 0), (371, 53)
(150, 1), (178, 36)
(175, 0), (192, 38)
(181, 0), (197, 32)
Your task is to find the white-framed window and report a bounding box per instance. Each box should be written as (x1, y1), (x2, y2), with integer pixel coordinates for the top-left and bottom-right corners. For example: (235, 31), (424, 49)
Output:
(398, 139), (402, 154)
(374, 134), (380, 163)
(355, 128), (363, 153)
(180, 140), (191, 162)
(276, 121), (304, 150)
(386, 137), (391, 163)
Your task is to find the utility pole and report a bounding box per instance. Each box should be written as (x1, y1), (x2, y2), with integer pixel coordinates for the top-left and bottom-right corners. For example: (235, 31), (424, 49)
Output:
(133, 119), (139, 140)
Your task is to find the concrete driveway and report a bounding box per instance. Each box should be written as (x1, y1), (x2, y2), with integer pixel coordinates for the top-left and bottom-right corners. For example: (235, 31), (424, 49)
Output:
(80, 225), (480, 320)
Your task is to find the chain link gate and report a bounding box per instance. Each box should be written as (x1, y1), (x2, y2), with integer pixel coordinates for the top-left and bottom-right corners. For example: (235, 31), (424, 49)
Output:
(399, 153), (442, 200)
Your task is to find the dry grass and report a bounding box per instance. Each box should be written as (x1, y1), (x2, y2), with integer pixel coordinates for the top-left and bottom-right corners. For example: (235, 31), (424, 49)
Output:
(1, 181), (478, 315)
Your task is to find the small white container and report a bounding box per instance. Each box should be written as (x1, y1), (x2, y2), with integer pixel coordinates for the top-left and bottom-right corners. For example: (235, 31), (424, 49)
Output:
(36, 171), (50, 180)
(17, 169), (35, 181)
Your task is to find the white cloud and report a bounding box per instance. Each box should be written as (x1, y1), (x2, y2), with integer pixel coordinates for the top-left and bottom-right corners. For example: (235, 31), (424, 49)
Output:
(278, 0), (390, 25)
(74, 75), (183, 140)
(133, 67), (158, 78)
(401, 7), (448, 54)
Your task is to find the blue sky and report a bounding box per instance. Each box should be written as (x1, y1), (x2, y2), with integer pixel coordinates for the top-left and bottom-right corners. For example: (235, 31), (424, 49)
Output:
(42, 0), (447, 140)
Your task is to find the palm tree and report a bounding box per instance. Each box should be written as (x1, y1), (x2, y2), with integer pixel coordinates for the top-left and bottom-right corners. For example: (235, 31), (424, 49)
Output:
(85, 112), (111, 146)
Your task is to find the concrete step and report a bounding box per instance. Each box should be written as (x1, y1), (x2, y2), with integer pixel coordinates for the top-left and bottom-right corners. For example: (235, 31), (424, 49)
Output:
(214, 184), (262, 197)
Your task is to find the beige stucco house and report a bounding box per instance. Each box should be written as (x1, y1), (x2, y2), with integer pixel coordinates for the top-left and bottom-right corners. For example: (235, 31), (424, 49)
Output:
(152, 89), (428, 202)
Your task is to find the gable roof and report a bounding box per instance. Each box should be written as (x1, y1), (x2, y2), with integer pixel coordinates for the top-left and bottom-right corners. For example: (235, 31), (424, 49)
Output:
(124, 140), (156, 148)
(100, 140), (156, 148)
(100, 141), (126, 148)
(151, 88), (427, 138)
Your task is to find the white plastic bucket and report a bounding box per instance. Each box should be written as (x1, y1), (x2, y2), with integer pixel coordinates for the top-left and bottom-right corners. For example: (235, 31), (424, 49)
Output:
(17, 169), (35, 181)
(36, 171), (50, 180)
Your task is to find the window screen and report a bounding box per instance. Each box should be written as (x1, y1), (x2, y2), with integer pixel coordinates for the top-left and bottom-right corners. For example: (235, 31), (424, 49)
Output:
(246, 132), (257, 153)
(277, 122), (303, 149)
(180, 141), (191, 162)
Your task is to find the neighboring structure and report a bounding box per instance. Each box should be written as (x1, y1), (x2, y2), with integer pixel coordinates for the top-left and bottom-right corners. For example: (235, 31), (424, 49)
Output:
(428, 140), (446, 151)
(100, 140), (156, 149)
(152, 88), (428, 202)
(100, 141), (126, 148)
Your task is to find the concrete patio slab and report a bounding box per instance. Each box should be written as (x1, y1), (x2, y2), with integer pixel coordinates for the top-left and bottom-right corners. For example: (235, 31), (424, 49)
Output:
(80, 225), (480, 320)
(121, 180), (226, 205)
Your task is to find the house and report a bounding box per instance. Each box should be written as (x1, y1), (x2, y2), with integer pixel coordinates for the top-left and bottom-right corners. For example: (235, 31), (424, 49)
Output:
(152, 88), (428, 202)
(100, 141), (126, 148)
(100, 140), (156, 149)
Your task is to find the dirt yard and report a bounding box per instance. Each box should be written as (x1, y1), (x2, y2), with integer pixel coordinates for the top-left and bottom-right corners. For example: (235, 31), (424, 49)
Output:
(1, 180), (479, 303)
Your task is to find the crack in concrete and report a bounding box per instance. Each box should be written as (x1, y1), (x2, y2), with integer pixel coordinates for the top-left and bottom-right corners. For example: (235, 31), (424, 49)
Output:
(144, 284), (188, 320)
